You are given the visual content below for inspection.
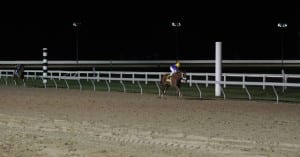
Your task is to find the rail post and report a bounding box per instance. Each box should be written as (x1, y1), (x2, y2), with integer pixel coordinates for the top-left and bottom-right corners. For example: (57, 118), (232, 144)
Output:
(42, 48), (48, 88)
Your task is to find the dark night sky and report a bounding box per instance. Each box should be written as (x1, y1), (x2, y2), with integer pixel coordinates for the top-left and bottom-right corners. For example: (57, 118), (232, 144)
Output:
(0, 3), (299, 60)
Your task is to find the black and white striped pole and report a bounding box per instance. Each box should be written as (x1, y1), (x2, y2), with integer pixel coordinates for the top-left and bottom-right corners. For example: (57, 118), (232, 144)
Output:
(42, 48), (48, 88)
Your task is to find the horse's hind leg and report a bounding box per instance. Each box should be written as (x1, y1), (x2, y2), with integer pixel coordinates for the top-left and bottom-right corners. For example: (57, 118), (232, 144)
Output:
(22, 79), (26, 87)
(164, 85), (170, 94)
(176, 87), (182, 98)
(160, 89), (163, 98)
(159, 86), (165, 98)
(13, 79), (17, 86)
(160, 85), (169, 98)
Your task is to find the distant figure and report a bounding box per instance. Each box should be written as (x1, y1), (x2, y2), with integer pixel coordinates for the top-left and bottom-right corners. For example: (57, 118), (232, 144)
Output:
(168, 60), (180, 80)
(13, 64), (25, 80)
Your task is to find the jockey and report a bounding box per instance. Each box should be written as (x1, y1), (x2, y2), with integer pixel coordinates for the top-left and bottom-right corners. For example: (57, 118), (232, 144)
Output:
(169, 61), (180, 79)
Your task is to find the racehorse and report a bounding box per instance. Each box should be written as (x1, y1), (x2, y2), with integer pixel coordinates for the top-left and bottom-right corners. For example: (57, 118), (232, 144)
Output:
(160, 71), (187, 98)
(13, 64), (25, 86)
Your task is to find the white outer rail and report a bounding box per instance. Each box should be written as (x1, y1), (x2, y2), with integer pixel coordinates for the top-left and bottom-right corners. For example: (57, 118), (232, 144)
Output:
(1, 69), (300, 103)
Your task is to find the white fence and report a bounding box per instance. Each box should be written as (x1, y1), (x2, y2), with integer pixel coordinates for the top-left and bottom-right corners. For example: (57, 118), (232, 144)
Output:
(1, 69), (300, 103)
(2, 60), (300, 65)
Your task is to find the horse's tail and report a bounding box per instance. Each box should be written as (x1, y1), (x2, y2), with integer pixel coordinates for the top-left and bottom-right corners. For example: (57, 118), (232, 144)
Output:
(162, 73), (169, 81)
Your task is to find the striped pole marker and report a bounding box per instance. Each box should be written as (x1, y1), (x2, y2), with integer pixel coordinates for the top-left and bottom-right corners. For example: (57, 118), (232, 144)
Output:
(42, 48), (48, 87)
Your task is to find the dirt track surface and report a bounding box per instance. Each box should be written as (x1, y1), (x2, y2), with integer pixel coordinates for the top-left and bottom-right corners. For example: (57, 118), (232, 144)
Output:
(0, 87), (300, 157)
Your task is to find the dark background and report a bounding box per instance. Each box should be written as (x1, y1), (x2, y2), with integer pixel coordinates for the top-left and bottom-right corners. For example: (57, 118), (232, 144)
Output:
(0, 3), (299, 61)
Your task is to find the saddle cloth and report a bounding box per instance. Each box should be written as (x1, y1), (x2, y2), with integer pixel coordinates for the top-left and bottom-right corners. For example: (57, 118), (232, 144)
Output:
(166, 75), (172, 83)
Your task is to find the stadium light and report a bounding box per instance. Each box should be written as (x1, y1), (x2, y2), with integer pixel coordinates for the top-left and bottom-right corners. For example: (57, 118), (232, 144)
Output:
(73, 22), (81, 64)
(171, 22), (181, 60)
(277, 22), (288, 74)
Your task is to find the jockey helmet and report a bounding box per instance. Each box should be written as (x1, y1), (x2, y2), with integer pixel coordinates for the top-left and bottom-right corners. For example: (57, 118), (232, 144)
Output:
(175, 61), (180, 68)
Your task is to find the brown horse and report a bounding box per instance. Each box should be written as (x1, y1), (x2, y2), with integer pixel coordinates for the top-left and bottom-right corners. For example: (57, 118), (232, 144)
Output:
(160, 71), (187, 97)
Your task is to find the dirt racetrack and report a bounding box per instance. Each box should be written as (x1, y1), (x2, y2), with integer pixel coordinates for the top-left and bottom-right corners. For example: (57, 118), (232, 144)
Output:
(0, 87), (299, 157)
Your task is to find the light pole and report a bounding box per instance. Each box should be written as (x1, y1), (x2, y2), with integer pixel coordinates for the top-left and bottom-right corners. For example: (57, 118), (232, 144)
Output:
(171, 22), (181, 60)
(277, 22), (288, 74)
(73, 22), (81, 64)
